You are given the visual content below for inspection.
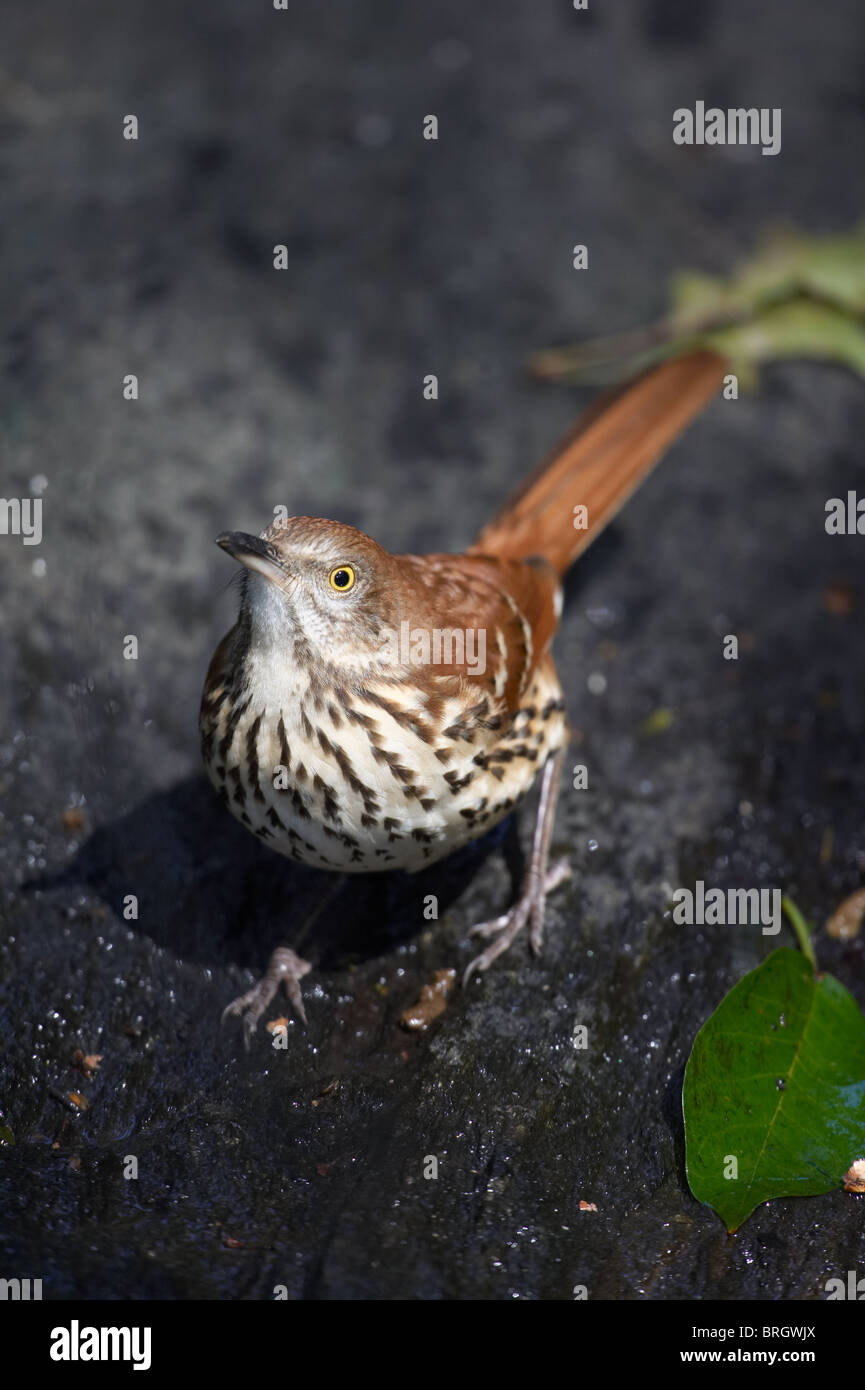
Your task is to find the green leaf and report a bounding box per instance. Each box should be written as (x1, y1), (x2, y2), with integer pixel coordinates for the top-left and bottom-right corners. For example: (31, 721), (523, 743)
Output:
(670, 224), (865, 325)
(702, 297), (865, 390)
(528, 222), (865, 386)
(683, 948), (865, 1232)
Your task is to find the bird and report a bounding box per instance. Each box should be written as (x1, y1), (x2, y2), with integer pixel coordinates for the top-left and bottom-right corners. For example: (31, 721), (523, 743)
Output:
(200, 349), (726, 1040)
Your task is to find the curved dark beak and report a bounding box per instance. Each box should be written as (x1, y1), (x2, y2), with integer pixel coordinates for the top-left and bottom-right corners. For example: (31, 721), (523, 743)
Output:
(216, 531), (283, 583)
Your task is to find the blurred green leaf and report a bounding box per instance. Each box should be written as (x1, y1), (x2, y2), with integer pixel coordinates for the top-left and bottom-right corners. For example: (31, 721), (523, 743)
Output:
(530, 223), (865, 387)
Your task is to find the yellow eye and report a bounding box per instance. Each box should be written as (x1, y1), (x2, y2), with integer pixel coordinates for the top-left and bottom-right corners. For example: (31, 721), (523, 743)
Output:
(329, 565), (355, 593)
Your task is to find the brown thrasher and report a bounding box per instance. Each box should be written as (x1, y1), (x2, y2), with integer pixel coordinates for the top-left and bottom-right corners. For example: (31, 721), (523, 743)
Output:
(200, 350), (725, 1040)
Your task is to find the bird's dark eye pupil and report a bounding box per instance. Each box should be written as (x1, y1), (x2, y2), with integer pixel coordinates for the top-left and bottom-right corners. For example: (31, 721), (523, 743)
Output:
(334, 570), (350, 587)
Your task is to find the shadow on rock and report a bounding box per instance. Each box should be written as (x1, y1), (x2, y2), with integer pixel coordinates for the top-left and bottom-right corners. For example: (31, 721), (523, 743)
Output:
(27, 775), (518, 974)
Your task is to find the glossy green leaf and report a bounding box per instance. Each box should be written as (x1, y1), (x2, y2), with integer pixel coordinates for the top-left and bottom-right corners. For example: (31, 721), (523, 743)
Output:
(683, 948), (865, 1232)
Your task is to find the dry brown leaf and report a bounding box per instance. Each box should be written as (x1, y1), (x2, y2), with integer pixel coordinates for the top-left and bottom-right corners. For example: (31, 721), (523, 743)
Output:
(842, 1159), (865, 1194)
(73, 1050), (103, 1077)
(826, 888), (865, 941)
(400, 969), (456, 1032)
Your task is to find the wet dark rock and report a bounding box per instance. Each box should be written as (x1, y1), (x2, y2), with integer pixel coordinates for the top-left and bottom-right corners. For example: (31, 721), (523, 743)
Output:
(0, 0), (863, 1300)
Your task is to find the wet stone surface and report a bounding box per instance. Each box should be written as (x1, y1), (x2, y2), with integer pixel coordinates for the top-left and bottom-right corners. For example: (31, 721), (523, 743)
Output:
(1, 0), (864, 1298)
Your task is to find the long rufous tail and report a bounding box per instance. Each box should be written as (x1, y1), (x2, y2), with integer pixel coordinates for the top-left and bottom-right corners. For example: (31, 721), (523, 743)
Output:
(470, 349), (727, 576)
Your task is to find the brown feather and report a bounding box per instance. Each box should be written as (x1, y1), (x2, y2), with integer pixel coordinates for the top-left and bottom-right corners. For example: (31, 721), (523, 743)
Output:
(468, 348), (727, 576)
(390, 552), (559, 715)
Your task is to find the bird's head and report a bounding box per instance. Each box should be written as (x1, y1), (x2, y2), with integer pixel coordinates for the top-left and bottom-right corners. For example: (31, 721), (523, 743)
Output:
(217, 516), (403, 673)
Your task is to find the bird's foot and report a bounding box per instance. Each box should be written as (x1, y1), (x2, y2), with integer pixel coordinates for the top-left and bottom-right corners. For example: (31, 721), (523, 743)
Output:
(222, 946), (312, 1048)
(462, 857), (571, 987)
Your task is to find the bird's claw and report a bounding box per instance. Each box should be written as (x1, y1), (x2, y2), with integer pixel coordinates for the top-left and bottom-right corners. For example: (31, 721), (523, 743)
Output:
(222, 946), (312, 1048)
(462, 858), (571, 988)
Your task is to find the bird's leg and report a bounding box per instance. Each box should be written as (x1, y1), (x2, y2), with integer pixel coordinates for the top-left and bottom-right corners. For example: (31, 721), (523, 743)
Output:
(463, 748), (570, 986)
(222, 875), (347, 1047)
(222, 946), (312, 1049)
